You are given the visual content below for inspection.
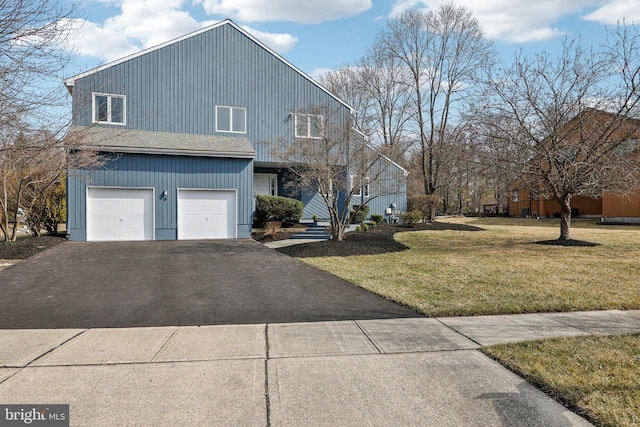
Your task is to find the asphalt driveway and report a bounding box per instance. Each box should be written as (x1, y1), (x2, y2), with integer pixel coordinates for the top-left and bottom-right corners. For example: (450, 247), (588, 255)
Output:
(0, 239), (421, 328)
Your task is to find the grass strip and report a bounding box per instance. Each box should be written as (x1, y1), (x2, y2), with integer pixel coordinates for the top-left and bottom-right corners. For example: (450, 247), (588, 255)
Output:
(483, 334), (640, 427)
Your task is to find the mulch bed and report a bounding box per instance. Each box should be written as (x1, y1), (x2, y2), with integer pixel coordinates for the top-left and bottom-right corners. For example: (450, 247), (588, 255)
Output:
(252, 222), (308, 243)
(0, 235), (66, 259)
(534, 239), (600, 247)
(274, 221), (484, 258)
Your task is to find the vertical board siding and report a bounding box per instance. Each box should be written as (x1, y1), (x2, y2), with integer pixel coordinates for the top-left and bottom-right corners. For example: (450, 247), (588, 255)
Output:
(72, 24), (338, 164)
(68, 153), (253, 240)
(603, 190), (640, 218)
(69, 22), (408, 236)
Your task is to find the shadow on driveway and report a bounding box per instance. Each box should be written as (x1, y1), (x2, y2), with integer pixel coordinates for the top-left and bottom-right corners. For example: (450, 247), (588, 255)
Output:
(0, 240), (421, 329)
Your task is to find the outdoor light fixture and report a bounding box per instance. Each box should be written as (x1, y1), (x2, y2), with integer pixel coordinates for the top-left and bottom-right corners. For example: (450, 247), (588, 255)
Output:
(161, 190), (168, 201)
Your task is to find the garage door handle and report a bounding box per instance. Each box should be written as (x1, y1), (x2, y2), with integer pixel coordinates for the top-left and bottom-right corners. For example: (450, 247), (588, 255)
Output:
(205, 218), (208, 222)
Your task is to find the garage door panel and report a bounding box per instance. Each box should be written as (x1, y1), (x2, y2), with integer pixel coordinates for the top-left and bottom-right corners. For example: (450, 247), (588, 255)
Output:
(87, 188), (154, 242)
(178, 190), (236, 240)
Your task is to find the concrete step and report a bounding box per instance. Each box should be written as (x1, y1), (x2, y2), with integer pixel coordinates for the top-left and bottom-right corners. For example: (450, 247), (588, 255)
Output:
(290, 227), (331, 240)
(290, 233), (331, 240)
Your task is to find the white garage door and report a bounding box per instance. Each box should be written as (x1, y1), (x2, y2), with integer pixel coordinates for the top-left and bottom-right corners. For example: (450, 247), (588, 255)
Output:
(178, 189), (237, 240)
(86, 187), (155, 241)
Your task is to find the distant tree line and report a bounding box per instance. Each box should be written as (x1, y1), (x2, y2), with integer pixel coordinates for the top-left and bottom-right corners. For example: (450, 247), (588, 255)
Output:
(320, 3), (640, 240)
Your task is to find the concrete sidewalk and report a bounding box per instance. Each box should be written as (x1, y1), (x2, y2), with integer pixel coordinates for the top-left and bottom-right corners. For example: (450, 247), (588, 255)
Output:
(1, 310), (639, 426)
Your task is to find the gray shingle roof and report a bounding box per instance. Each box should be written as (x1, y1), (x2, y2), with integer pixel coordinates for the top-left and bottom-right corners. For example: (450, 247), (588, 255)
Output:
(68, 125), (256, 158)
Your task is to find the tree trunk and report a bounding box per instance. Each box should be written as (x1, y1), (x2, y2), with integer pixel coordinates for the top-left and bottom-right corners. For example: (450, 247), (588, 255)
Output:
(328, 207), (345, 241)
(559, 195), (572, 241)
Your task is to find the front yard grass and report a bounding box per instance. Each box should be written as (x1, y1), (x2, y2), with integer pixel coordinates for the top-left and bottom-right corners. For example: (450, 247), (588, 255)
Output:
(300, 218), (640, 316)
(484, 334), (640, 427)
(298, 218), (640, 426)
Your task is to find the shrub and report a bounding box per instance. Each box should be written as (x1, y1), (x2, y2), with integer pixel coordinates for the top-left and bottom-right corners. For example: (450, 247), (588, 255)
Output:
(255, 195), (304, 225)
(25, 177), (67, 236)
(408, 195), (440, 221)
(370, 214), (383, 224)
(355, 226), (361, 233)
(362, 224), (369, 232)
(350, 204), (370, 224)
(369, 222), (377, 229)
(402, 211), (423, 227)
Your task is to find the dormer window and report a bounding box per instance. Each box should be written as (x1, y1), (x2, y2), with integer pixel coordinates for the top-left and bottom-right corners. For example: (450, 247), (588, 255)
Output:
(93, 93), (125, 125)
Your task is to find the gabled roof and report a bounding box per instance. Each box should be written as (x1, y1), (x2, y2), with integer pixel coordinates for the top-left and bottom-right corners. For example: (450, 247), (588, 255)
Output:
(64, 19), (354, 114)
(69, 125), (256, 158)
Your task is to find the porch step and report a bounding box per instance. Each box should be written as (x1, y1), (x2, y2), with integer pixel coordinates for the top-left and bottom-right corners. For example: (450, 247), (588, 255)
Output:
(290, 226), (331, 240)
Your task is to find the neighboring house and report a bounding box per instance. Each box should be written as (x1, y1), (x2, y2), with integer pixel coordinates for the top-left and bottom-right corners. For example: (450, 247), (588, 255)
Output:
(65, 19), (407, 241)
(508, 109), (640, 223)
(508, 190), (602, 218)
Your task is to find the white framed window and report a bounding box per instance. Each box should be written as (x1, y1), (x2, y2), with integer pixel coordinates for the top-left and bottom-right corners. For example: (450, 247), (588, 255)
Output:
(512, 190), (519, 203)
(92, 93), (126, 125)
(350, 175), (370, 198)
(216, 106), (246, 133)
(361, 177), (370, 198)
(295, 113), (323, 139)
(319, 179), (333, 197)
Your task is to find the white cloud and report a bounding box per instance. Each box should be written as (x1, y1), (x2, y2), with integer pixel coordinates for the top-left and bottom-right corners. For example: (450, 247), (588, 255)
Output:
(583, 0), (640, 24)
(241, 26), (298, 54)
(65, 18), (140, 60)
(105, 0), (202, 49)
(309, 68), (334, 80)
(69, 0), (299, 62)
(388, 0), (595, 43)
(389, 0), (425, 18)
(196, 0), (372, 23)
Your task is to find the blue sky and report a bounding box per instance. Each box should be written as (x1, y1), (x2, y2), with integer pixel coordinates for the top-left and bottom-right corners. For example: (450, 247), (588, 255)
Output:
(65, 0), (639, 81)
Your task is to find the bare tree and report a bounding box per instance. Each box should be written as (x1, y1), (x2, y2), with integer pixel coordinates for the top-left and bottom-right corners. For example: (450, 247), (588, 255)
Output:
(377, 4), (495, 220)
(0, 130), (105, 241)
(274, 104), (406, 240)
(320, 66), (375, 138)
(319, 47), (414, 157)
(0, 0), (77, 132)
(476, 27), (640, 240)
(0, 0), (110, 241)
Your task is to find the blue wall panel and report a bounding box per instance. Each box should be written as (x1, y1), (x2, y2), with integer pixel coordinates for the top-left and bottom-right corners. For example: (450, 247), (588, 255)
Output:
(67, 21), (407, 236)
(68, 153), (253, 240)
(71, 23), (343, 164)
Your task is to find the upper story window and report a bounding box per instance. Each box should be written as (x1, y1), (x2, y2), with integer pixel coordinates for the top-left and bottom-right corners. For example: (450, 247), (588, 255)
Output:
(93, 93), (125, 125)
(350, 175), (371, 198)
(319, 178), (333, 197)
(361, 177), (370, 198)
(512, 190), (519, 203)
(295, 113), (323, 139)
(216, 106), (246, 133)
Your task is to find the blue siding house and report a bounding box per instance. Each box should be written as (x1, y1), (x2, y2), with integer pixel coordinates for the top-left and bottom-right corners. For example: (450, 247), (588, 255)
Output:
(65, 19), (406, 241)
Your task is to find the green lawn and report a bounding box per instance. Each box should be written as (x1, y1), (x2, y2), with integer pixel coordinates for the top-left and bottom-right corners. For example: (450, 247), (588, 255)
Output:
(301, 218), (640, 317)
(299, 218), (640, 426)
(484, 334), (640, 427)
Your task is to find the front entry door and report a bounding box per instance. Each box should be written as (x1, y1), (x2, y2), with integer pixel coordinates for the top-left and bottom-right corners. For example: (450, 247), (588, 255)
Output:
(254, 174), (277, 197)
